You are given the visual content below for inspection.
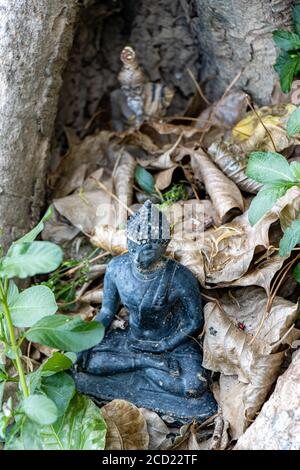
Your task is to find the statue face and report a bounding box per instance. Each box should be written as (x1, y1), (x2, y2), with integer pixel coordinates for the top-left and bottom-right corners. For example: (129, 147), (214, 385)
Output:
(122, 83), (144, 99)
(128, 239), (167, 270)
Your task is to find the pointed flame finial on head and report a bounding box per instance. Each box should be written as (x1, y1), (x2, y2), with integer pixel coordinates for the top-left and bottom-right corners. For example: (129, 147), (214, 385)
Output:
(118, 46), (145, 87)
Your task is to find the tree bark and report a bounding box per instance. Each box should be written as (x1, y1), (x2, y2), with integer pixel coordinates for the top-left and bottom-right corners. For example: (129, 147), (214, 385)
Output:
(0, 0), (77, 249)
(194, 0), (296, 104)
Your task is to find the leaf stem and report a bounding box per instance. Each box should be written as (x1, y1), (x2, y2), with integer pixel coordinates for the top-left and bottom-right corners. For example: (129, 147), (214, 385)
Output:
(0, 280), (29, 398)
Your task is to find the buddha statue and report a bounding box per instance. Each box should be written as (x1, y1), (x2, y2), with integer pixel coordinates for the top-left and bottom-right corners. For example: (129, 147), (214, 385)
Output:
(74, 200), (217, 423)
(110, 46), (174, 132)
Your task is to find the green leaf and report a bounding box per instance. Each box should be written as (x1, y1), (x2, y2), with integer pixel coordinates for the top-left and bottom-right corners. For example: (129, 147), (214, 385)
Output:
(273, 30), (300, 51)
(246, 151), (295, 184)
(6, 394), (106, 450)
(290, 161), (300, 179)
(135, 166), (155, 193)
(22, 394), (58, 425)
(293, 262), (300, 283)
(25, 314), (104, 352)
(10, 285), (57, 328)
(274, 51), (300, 93)
(41, 352), (73, 376)
(287, 106), (300, 136)
(15, 207), (53, 244)
(248, 184), (288, 226)
(293, 5), (300, 36)
(279, 219), (300, 257)
(0, 281), (19, 314)
(40, 372), (75, 417)
(0, 241), (63, 279)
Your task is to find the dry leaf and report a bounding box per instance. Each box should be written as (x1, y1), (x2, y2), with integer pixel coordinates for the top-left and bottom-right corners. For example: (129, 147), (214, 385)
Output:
(203, 287), (298, 438)
(140, 408), (169, 450)
(51, 130), (113, 198)
(232, 103), (297, 153)
(195, 91), (249, 130)
(92, 225), (127, 255)
(155, 166), (178, 190)
(102, 399), (149, 450)
(235, 349), (300, 450)
(190, 149), (244, 223)
(208, 142), (262, 194)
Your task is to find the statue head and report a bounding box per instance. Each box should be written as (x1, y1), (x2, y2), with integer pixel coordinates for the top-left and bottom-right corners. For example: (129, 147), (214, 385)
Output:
(118, 46), (145, 100)
(126, 200), (170, 270)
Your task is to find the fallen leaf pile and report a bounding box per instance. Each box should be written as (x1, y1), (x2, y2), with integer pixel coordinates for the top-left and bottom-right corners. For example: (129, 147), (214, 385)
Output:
(38, 86), (300, 449)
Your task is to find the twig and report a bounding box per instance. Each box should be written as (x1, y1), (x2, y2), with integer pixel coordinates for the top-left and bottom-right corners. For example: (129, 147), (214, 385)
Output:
(210, 408), (224, 450)
(249, 253), (300, 346)
(246, 96), (277, 153)
(90, 176), (134, 215)
(199, 69), (244, 144)
(186, 67), (210, 105)
(64, 251), (109, 277)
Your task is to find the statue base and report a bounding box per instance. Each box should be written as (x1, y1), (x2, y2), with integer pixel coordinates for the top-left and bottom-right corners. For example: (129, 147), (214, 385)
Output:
(72, 370), (217, 424)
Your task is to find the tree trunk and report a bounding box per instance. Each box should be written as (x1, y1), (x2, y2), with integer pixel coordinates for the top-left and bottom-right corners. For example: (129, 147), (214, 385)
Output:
(195, 0), (296, 104)
(0, 0), (77, 249)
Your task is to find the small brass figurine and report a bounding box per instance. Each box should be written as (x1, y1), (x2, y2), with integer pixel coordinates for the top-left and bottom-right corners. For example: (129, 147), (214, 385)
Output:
(111, 47), (174, 131)
(74, 201), (216, 422)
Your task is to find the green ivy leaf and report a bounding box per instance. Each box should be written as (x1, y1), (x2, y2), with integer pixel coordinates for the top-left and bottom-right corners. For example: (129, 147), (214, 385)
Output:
(14, 207), (53, 245)
(10, 285), (57, 328)
(273, 30), (300, 51)
(248, 184), (288, 226)
(0, 241), (63, 279)
(135, 166), (155, 193)
(40, 372), (75, 417)
(274, 51), (300, 93)
(25, 314), (104, 352)
(287, 106), (300, 136)
(22, 394), (58, 425)
(246, 151), (295, 184)
(6, 394), (106, 450)
(279, 219), (300, 257)
(293, 5), (300, 36)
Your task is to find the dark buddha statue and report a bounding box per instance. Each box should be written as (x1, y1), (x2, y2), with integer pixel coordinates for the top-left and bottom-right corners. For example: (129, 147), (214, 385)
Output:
(74, 201), (217, 423)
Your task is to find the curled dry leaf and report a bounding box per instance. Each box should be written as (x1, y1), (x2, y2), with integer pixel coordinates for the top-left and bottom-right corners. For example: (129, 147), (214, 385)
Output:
(91, 225), (127, 255)
(208, 142), (262, 194)
(219, 254), (286, 295)
(155, 166), (178, 190)
(113, 149), (136, 206)
(195, 91), (249, 130)
(235, 349), (300, 450)
(279, 186), (300, 230)
(139, 408), (169, 450)
(232, 103), (297, 153)
(190, 149), (244, 223)
(203, 287), (298, 438)
(101, 399), (149, 450)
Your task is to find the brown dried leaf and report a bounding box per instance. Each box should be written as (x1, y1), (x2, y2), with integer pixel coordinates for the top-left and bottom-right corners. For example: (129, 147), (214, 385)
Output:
(102, 400), (149, 450)
(155, 166), (177, 190)
(235, 349), (300, 450)
(232, 103), (297, 153)
(203, 287), (298, 438)
(92, 225), (127, 255)
(140, 408), (169, 450)
(208, 142), (262, 194)
(190, 149), (244, 223)
(51, 130), (113, 198)
(195, 91), (249, 130)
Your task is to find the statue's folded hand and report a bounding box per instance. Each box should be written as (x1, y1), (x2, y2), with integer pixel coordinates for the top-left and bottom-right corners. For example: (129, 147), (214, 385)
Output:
(130, 338), (170, 353)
